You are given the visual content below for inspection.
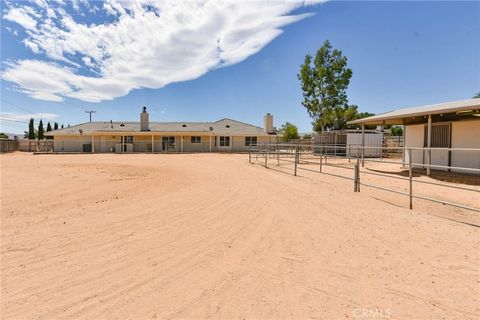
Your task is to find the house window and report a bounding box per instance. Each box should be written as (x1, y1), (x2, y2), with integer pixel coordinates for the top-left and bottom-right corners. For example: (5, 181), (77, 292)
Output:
(219, 136), (230, 147)
(245, 136), (257, 146)
(191, 136), (201, 143)
(121, 136), (133, 143)
(423, 123), (450, 148)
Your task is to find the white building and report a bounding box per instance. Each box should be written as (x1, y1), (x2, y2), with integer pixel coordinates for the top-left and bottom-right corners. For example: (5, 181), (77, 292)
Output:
(45, 108), (277, 153)
(348, 98), (480, 173)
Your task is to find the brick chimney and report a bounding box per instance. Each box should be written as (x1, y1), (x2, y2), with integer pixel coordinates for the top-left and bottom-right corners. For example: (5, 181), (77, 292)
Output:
(264, 113), (274, 134)
(140, 106), (149, 131)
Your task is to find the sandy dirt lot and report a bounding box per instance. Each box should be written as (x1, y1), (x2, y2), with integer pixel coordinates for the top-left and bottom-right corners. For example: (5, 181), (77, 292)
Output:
(1, 153), (479, 319)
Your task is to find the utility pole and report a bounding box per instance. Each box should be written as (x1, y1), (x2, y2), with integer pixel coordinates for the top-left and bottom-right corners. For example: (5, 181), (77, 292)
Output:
(85, 110), (96, 122)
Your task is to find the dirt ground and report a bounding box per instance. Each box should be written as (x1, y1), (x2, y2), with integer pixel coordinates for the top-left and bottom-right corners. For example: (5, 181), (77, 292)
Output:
(1, 152), (479, 319)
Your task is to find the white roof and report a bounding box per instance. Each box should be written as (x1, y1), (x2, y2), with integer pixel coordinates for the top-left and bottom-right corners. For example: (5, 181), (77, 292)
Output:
(46, 118), (274, 136)
(349, 98), (480, 125)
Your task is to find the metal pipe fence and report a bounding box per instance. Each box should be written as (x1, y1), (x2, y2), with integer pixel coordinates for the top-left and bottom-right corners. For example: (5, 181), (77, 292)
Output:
(248, 143), (480, 213)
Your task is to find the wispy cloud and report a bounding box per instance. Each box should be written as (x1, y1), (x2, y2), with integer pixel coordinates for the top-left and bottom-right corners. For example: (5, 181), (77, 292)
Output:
(0, 112), (58, 121)
(2, 0), (322, 103)
(0, 112), (59, 122)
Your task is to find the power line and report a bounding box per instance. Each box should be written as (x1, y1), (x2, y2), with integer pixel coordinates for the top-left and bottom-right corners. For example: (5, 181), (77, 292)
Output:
(0, 118), (29, 124)
(85, 110), (96, 122)
(0, 98), (35, 114)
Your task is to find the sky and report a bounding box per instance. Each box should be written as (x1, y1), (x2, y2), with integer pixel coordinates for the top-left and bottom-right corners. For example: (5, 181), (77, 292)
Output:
(1, 0), (479, 134)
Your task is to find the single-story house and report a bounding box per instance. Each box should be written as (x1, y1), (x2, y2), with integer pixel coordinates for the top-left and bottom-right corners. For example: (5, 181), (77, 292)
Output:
(348, 98), (480, 173)
(45, 108), (277, 153)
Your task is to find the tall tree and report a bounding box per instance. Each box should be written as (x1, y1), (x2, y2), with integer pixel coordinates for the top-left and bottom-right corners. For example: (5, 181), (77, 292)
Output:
(28, 118), (35, 139)
(278, 122), (300, 141)
(298, 40), (352, 131)
(54, 122), (59, 130)
(474, 92), (480, 98)
(38, 120), (45, 140)
(46, 122), (53, 139)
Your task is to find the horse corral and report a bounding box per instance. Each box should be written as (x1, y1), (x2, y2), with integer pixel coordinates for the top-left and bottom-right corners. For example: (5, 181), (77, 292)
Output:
(1, 152), (479, 319)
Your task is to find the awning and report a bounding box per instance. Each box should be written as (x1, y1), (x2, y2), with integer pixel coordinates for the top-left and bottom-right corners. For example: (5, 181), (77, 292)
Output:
(348, 98), (480, 125)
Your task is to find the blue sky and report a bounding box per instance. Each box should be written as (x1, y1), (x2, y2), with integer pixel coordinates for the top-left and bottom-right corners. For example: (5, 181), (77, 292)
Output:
(1, 0), (479, 134)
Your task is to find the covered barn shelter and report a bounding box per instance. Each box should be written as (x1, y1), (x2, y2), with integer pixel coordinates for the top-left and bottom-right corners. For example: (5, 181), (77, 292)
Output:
(45, 107), (277, 153)
(348, 98), (480, 174)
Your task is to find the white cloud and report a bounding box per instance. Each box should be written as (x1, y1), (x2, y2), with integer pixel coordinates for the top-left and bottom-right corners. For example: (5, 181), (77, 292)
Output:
(2, 0), (322, 103)
(82, 56), (94, 67)
(3, 7), (38, 30)
(0, 112), (59, 122)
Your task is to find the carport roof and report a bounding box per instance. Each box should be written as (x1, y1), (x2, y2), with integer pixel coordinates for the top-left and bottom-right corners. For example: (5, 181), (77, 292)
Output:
(348, 98), (480, 125)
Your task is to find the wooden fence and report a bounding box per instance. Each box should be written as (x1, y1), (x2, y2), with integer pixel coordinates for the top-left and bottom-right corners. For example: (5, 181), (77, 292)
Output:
(18, 140), (54, 152)
(0, 140), (19, 153)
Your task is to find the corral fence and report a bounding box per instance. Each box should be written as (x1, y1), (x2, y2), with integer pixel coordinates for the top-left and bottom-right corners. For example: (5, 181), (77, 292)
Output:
(248, 143), (480, 213)
(0, 140), (19, 153)
(18, 140), (54, 152)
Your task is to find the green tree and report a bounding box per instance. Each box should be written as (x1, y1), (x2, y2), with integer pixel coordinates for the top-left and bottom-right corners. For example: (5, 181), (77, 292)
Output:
(278, 122), (300, 141)
(298, 40), (353, 131)
(38, 120), (45, 140)
(0, 133), (8, 139)
(390, 125), (403, 136)
(54, 122), (59, 130)
(61, 124), (64, 129)
(28, 118), (36, 139)
(46, 122), (53, 139)
(302, 134), (312, 140)
(474, 92), (480, 98)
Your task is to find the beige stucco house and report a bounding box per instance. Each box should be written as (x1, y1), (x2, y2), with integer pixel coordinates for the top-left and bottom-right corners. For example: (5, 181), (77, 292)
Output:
(348, 98), (480, 173)
(46, 108), (277, 153)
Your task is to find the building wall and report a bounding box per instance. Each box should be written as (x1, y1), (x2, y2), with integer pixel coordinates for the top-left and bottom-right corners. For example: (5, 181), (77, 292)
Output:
(404, 124), (424, 166)
(405, 120), (480, 172)
(346, 133), (383, 157)
(54, 134), (275, 153)
(451, 120), (480, 172)
(182, 135), (212, 152)
(53, 136), (93, 152)
(97, 135), (120, 152)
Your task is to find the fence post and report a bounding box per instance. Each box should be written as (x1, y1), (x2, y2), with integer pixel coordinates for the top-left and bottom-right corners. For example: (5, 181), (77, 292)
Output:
(408, 148), (413, 210)
(249, 146), (251, 163)
(265, 145), (268, 168)
(277, 144), (280, 166)
(354, 148), (361, 192)
(294, 145), (298, 176)
(319, 145), (323, 172)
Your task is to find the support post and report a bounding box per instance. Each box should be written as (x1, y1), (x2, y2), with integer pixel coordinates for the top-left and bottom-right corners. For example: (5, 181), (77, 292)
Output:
(152, 135), (154, 153)
(361, 123), (365, 167)
(402, 118), (406, 167)
(334, 133), (337, 157)
(427, 114), (432, 176)
(181, 135), (184, 153)
(294, 145), (298, 176)
(265, 145), (268, 168)
(354, 147), (361, 192)
(277, 145), (280, 166)
(319, 145), (323, 172)
(91, 135), (95, 153)
(408, 148), (413, 209)
(209, 134), (212, 152)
